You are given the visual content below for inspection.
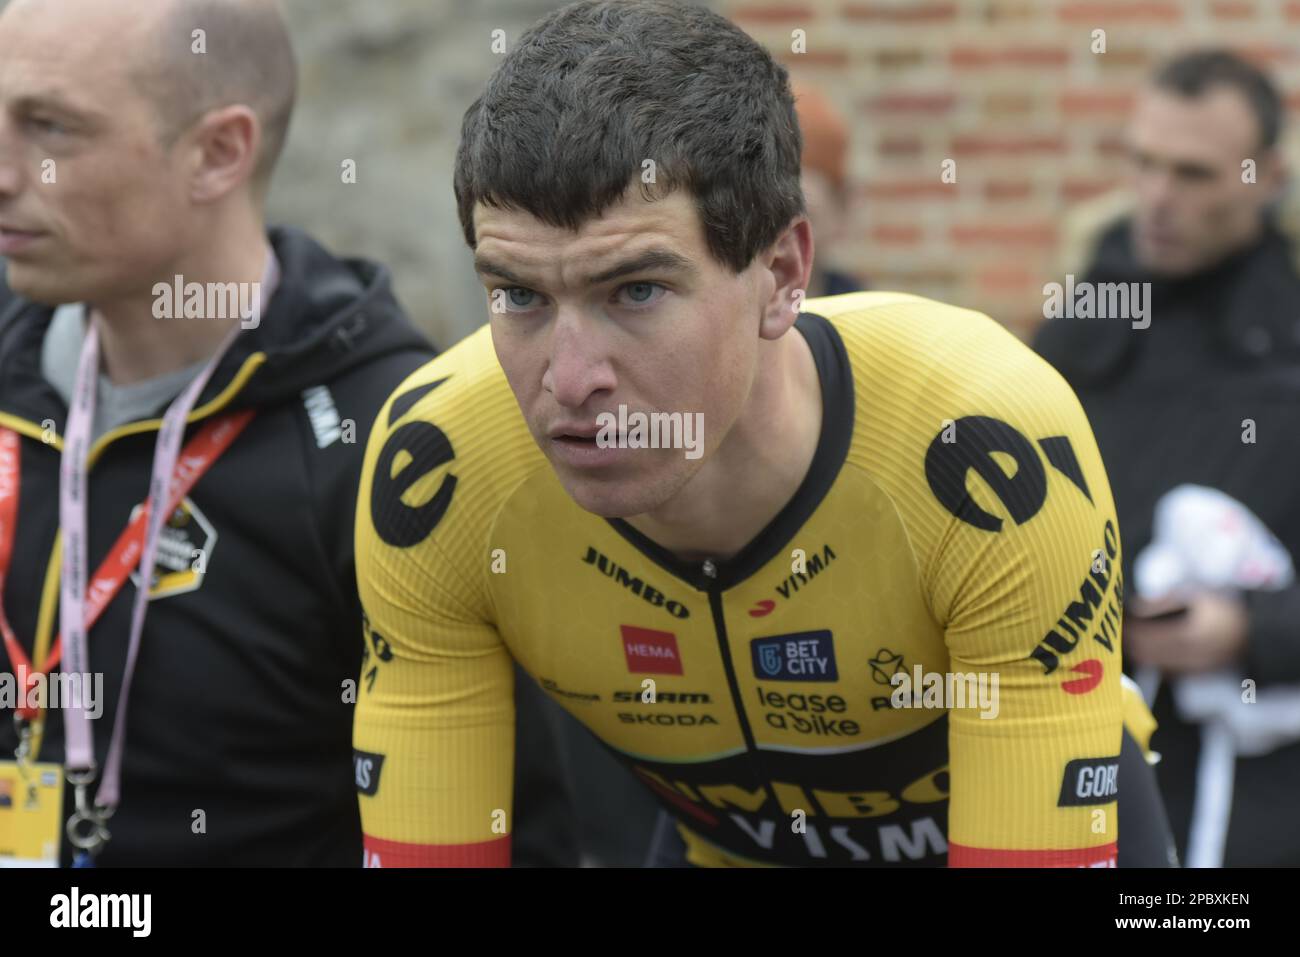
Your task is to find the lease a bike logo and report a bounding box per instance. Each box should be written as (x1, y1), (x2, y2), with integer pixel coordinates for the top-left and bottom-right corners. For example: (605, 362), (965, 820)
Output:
(869, 648), (905, 685)
(750, 631), (837, 681)
(924, 416), (1093, 531)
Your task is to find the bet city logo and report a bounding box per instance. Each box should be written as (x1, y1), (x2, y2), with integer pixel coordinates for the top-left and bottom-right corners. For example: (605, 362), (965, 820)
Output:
(750, 631), (837, 681)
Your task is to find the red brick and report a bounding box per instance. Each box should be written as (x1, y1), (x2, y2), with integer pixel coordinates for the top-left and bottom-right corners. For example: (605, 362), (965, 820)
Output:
(951, 46), (1070, 69)
(1238, 45), (1298, 67)
(781, 48), (850, 68)
(1062, 179), (1121, 202)
(949, 223), (1058, 246)
(877, 134), (925, 157)
(841, 2), (957, 22)
(1211, 1), (1256, 18)
(1095, 132), (1131, 159)
(730, 4), (815, 23)
(1058, 2), (1183, 22)
(1287, 93), (1300, 114)
(866, 93), (958, 115)
(863, 179), (957, 200)
(870, 224), (925, 244)
(984, 0), (1041, 22)
(1095, 48), (1154, 72)
(951, 134), (1066, 156)
(976, 265), (1040, 294)
(983, 93), (1037, 117)
(865, 269), (960, 290)
(873, 49), (927, 70)
(1283, 1), (1300, 19)
(984, 180), (1034, 201)
(1060, 90), (1136, 115)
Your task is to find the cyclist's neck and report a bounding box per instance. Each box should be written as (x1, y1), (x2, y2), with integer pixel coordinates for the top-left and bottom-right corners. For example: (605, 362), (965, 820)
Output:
(623, 323), (822, 563)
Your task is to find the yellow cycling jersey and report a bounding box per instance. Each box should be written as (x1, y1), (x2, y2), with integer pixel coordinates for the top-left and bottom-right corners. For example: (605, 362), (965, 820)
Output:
(353, 291), (1136, 867)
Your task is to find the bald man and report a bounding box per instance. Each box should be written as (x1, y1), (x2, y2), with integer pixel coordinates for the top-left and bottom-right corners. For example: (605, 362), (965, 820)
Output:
(0, 0), (576, 866)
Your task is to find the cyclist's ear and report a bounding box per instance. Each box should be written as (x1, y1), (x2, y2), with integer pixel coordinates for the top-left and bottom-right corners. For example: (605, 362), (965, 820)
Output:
(758, 216), (814, 340)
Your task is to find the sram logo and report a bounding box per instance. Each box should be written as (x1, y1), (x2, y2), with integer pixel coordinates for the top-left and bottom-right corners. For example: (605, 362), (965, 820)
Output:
(613, 690), (711, 703)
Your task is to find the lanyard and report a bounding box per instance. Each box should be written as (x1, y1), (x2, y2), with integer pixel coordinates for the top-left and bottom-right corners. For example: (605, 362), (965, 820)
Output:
(0, 412), (255, 717)
(54, 250), (279, 860)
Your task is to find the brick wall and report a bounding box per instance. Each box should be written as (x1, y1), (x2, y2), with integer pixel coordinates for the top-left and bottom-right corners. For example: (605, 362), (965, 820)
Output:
(724, 0), (1300, 338)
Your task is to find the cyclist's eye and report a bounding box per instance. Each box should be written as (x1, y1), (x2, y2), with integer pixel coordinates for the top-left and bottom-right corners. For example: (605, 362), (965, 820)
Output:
(503, 287), (539, 310)
(618, 282), (665, 307)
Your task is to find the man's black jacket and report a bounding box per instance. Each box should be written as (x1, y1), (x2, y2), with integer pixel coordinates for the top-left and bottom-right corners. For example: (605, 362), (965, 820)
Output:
(0, 227), (576, 866)
(1035, 210), (1300, 865)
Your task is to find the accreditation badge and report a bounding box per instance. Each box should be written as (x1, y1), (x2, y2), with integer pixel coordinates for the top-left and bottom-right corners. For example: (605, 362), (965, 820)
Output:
(0, 761), (63, 866)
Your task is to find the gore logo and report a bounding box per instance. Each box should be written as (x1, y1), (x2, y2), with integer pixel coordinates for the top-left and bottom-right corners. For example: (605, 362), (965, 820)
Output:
(1058, 756), (1119, 807)
(751, 631), (837, 681)
(621, 625), (683, 675)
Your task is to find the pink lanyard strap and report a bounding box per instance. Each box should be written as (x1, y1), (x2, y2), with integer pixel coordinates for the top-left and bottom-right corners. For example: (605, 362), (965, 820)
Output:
(58, 251), (279, 827)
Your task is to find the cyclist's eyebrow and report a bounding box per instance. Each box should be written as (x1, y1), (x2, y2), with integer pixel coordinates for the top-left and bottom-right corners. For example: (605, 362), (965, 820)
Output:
(474, 248), (696, 289)
(474, 257), (534, 288)
(585, 249), (696, 286)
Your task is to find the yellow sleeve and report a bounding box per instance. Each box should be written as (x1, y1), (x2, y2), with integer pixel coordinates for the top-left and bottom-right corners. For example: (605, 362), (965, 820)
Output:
(919, 314), (1124, 866)
(352, 364), (515, 867)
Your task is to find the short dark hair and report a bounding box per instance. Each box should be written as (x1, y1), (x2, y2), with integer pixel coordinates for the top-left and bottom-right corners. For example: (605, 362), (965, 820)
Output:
(1152, 48), (1283, 151)
(454, 0), (805, 274)
(131, 0), (298, 191)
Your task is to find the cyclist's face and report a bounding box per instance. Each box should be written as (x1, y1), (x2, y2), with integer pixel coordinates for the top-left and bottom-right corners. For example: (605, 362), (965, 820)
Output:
(478, 187), (774, 518)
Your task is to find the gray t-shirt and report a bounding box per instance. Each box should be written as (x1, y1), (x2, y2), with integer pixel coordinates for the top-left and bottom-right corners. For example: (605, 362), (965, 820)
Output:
(41, 304), (207, 442)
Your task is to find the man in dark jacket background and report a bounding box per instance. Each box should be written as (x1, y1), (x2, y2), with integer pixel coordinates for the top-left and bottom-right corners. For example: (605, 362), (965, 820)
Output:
(1036, 49), (1300, 866)
(0, 0), (574, 866)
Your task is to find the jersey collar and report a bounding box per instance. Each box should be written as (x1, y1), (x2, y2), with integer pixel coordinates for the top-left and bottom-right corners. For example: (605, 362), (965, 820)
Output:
(606, 309), (854, 591)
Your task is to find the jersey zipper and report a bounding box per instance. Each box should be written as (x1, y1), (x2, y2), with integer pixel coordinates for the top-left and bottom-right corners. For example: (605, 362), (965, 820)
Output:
(701, 558), (781, 810)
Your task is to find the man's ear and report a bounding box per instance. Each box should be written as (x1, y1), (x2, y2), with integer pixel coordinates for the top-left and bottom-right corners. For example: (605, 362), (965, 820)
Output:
(187, 104), (261, 204)
(1259, 147), (1288, 201)
(759, 217), (814, 341)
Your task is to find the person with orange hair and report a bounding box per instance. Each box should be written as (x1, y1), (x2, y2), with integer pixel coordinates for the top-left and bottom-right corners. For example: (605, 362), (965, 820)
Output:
(792, 81), (867, 298)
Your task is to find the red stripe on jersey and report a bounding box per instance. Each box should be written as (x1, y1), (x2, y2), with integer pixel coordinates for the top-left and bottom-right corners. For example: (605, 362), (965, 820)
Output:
(362, 834), (511, 868)
(948, 842), (1117, 868)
